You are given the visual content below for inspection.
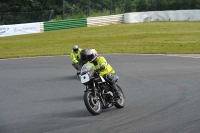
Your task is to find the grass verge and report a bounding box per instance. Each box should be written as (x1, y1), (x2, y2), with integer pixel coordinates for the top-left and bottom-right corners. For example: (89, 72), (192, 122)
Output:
(0, 21), (200, 59)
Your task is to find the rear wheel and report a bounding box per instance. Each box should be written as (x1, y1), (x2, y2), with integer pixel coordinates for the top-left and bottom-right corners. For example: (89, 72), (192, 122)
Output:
(84, 91), (102, 115)
(114, 84), (125, 108)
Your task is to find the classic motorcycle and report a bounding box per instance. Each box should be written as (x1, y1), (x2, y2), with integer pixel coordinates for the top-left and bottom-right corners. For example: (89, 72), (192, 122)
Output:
(80, 63), (125, 115)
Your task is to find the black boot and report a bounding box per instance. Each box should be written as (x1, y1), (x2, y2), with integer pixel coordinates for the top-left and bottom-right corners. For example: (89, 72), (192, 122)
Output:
(72, 63), (79, 70)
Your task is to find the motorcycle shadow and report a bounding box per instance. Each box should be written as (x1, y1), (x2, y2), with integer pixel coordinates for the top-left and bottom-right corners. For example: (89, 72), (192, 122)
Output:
(49, 75), (77, 81)
(48, 108), (115, 118)
(64, 95), (83, 101)
(41, 95), (83, 102)
(40, 109), (91, 119)
(63, 75), (78, 80)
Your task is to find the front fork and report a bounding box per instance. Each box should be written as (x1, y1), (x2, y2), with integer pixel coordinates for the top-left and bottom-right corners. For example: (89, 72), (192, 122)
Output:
(91, 83), (107, 107)
(85, 82), (110, 108)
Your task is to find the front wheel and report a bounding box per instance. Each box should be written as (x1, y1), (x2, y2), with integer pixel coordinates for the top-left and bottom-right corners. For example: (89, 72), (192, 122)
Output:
(84, 91), (102, 115)
(114, 84), (125, 108)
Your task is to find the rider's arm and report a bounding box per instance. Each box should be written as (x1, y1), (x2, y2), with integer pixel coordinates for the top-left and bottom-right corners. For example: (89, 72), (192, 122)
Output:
(70, 52), (78, 63)
(99, 57), (108, 70)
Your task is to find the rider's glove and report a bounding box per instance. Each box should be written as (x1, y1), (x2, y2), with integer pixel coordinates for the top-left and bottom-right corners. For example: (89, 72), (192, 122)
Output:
(100, 65), (105, 71)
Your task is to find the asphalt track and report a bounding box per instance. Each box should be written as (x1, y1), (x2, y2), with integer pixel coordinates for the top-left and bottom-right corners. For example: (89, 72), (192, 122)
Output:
(0, 54), (200, 133)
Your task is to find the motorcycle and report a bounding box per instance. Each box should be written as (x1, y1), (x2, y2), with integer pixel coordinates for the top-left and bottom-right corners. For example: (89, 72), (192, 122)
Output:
(80, 63), (125, 115)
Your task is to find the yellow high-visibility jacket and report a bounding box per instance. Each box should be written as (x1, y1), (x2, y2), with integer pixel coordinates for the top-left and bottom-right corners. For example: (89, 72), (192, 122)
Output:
(70, 48), (82, 64)
(91, 56), (115, 76)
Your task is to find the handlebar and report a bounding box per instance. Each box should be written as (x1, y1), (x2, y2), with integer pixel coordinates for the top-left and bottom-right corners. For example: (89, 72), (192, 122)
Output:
(95, 68), (100, 71)
(95, 68), (101, 74)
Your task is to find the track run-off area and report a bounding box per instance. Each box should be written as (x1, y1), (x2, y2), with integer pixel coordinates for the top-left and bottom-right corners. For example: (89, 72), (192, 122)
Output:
(0, 54), (200, 133)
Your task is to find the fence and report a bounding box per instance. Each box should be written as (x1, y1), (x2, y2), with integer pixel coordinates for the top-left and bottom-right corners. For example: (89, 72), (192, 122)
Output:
(62, 0), (200, 19)
(0, 10), (55, 25)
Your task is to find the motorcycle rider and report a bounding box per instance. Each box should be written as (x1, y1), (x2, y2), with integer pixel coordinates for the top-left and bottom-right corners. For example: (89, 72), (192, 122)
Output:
(70, 45), (82, 71)
(77, 49), (88, 73)
(86, 49), (122, 98)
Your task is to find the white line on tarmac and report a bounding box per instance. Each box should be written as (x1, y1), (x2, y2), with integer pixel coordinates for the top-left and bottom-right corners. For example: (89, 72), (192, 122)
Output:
(165, 54), (200, 59)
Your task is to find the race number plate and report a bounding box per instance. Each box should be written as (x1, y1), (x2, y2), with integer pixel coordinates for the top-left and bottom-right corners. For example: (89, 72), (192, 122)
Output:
(81, 73), (90, 83)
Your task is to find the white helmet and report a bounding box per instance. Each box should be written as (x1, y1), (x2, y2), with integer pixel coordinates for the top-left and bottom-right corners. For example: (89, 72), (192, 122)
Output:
(88, 49), (98, 56)
(87, 49), (98, 62)
(72, 45), (78, 52)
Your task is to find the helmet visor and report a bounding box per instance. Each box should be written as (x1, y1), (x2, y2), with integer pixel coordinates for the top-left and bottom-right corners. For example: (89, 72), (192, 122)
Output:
(73, 48), (78, 53)
(87, 54), (96, 62)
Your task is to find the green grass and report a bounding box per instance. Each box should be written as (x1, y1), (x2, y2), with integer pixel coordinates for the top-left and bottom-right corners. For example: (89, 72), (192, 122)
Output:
(0, 21), (200, 59)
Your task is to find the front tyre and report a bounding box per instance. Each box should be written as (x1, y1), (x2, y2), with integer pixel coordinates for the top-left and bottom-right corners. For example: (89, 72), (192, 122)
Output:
(114, 84), (125, 108)
(84, 91), (102, 115)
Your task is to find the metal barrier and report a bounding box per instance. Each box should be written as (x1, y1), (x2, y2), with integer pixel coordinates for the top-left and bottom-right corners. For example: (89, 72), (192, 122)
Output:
(44, 18), (87, 31)
(87, 14), (124, 27)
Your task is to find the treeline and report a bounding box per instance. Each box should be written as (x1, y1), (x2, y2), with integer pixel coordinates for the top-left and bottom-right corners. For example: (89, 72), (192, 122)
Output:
(128, 0), (200, 12)
(0, 0), (200, 25)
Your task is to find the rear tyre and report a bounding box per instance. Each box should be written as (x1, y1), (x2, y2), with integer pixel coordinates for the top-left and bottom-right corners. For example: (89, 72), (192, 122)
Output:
(84, 91), (102, 115)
